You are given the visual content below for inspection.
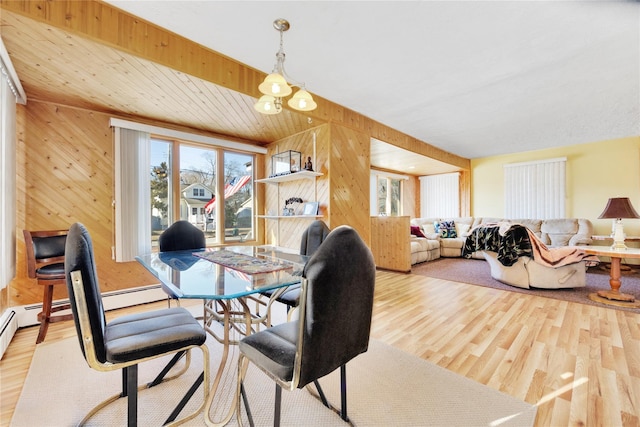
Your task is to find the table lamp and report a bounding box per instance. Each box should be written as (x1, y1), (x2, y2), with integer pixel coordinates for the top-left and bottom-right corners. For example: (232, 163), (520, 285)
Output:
(598, 197), (640, 250)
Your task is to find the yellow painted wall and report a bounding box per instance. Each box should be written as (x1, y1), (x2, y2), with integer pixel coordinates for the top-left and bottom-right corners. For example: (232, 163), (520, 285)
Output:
(471, 136), (640, 237)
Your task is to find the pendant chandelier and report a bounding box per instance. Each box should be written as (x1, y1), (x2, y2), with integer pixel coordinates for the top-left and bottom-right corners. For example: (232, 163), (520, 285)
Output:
(254, 19), (317, 115)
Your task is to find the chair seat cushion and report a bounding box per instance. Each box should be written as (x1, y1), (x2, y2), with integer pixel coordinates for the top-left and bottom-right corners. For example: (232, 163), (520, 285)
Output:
(105, 307), (205, 363)
(261, 283), (301, 307)
(239, 321), (298, 382)
(276, 285), (301, 306)
(36, 262), (65, 278)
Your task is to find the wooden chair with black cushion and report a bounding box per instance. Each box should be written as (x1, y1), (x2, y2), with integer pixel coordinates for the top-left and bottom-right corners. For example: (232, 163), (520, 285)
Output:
(237, 225), (376, 426)
(23, 228), (73, 344)
(64, 222), (210, 426)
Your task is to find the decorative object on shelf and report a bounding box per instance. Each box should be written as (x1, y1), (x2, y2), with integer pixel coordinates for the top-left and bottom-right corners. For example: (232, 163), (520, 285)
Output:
(302, 201), (319, 216)
(254, 19), (317, 115)
(284, 197), (304, 216)
(271, 150), (302, 177)
(304, 156), (313, 171)
(598, 197), (640, 250)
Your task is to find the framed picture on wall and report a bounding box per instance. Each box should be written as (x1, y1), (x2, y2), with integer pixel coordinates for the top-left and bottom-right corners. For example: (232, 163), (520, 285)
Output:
(302, 202), (319, 216)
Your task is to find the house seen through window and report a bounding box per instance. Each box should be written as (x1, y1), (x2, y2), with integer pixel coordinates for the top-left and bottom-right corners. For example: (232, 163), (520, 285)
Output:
(150, 139), (254, 247)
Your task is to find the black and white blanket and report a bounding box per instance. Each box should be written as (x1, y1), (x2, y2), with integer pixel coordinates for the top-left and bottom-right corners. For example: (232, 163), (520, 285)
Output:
(462, 222), (599, 267)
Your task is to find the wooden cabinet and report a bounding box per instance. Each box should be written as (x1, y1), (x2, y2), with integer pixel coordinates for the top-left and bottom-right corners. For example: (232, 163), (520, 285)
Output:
(370, 216), (411, 273)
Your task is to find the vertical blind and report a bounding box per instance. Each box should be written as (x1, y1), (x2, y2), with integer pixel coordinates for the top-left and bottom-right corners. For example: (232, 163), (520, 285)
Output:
(114, 127), (151, 262)
(419, 172), (460, 218)
(1, 38), (26, 290)
(504, 157), (566, 219)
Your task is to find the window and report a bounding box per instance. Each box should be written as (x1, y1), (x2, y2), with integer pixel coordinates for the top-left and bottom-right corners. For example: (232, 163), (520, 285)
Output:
(151, 141), (253, 247)
(419, 173), (460, 218)
(224, 153), (253, 242)
(504, 157), (566, 219)
(370, 171), (406, 216)
(113, 118), (266, 261)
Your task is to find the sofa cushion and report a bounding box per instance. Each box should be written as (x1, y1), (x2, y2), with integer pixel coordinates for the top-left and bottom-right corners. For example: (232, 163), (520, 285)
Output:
(540, 218), (593, 247)
(455, 222), (471, 237)
(510, 219), (543, 238)
(421, 223), (436, 235)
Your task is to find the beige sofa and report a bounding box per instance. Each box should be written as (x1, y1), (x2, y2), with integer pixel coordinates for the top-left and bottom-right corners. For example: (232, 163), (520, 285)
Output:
(410, 236), (441, 264)
(410, 217), (593, 259)
(410, 217), (595, 289)
(482, 250), (587, 289)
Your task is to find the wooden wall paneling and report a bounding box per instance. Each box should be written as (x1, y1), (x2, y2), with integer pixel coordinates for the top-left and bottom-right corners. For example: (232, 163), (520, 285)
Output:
(459, 170), (471, 216)
(403, 176), (419, 218)
(327, 123), (371, 245)
(370, 216), (411, 272)
(11, 101), (156, 307)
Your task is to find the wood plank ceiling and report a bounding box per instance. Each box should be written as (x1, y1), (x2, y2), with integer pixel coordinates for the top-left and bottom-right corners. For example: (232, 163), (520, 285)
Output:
(1, 9), (319, 145)
(0, 4), (464, 175)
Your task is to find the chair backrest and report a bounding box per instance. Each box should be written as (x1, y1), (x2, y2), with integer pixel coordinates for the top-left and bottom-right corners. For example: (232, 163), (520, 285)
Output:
(23, 229), (68, 278)
(159, 220), (206, 252)
(299, 220), (331, 256)
(64, 223), (108, 364)
(296, 225), (376, 388)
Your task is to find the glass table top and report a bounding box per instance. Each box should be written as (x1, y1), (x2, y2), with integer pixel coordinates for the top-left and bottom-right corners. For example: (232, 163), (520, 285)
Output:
(136, 246), (308, 300)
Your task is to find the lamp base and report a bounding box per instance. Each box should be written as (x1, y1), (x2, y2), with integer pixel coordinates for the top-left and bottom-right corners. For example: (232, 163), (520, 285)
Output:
(610, 219), (627, 251)
(589, 292), (640, 307)
(610, 241), (628, 251)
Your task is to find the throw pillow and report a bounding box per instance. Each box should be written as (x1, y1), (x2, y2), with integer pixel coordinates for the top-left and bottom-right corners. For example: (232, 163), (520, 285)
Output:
(410, 225), (426, 238)
(421, 223), (436, 234)
(435, 220), (457, 238)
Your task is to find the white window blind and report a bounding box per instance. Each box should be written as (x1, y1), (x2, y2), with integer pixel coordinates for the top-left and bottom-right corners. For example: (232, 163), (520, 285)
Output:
(504, 157), (566, 219)
(1, 37), (26, 289)
(114, 127), (151, 262)
(419, 173), (460, 218)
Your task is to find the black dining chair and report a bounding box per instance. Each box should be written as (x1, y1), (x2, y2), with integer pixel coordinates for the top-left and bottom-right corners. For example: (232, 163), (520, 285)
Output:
(261, 220), (331, 318)
(64, 222), (210, 426)
(237, 225), (376, 426)
(158, 220), (206, 252)
(158, 220), (206, 307)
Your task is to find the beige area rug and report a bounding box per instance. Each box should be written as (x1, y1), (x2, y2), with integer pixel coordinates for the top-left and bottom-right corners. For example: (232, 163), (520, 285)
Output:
(12, 315), (537, 427)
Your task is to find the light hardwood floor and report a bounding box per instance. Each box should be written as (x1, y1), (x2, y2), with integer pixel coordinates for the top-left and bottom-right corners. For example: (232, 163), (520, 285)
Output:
(1, 270), (639, 426)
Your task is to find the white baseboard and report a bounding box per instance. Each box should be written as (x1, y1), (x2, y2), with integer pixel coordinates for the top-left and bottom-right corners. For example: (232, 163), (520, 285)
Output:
(16, 284), (167, 327)
(0, 309), (18, 360)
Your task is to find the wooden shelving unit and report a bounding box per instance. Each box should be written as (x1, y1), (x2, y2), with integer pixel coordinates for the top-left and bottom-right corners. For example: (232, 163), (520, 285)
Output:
(256, 170), (323, 245)
(255, 170), (323, 184)
(257, 215), (322, 219)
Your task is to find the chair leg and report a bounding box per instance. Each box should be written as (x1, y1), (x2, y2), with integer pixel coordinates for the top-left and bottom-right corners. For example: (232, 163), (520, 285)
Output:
(36, 284), (54, 344)
(274, 383), (282, 427)
(340, 364), (348, 422)
(240, 382), (255, 427)
(124, 365), (138, 427)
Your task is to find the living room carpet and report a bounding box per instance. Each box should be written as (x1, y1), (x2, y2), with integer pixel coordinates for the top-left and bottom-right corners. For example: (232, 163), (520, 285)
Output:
(11, 329), (537, 426)
(412, 257), (640, 312)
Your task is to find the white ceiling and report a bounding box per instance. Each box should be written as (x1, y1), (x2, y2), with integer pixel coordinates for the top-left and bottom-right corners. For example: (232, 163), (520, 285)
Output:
(106, 1), (639, 160)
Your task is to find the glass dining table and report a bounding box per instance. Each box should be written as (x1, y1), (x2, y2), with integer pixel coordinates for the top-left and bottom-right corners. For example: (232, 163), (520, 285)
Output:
(136, 245), (308, 426)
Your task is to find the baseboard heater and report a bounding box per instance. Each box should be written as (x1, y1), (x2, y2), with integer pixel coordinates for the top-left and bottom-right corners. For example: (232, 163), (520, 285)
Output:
(0, 309), (18, 360)
(0, 284), (167, 357)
